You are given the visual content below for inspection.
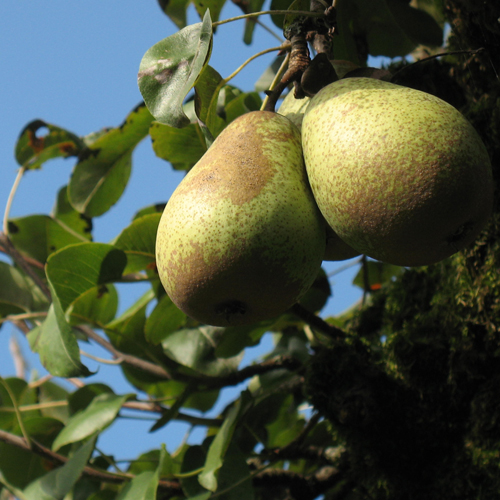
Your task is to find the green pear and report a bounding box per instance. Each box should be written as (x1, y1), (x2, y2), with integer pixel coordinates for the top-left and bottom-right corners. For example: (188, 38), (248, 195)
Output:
(156, 111), (326, 326)
(278, 91), (310, 131)
(302, 77), (494, 267)
(278, 90), (361, 262)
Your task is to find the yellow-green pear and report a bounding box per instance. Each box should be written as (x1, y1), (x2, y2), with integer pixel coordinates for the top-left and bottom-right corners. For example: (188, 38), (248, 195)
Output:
(302, 77), (494, 267)
(278, 91), (310, 131)
(278, 91), (361, 262)
(156, 111), (326, 326)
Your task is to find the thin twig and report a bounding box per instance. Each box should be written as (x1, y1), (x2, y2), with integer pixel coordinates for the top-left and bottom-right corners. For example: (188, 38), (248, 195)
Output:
(77, 325), (173, 380)
(0, 429), (181, 493)
(290, 303), (346, 341)
(0, 231), (51, 300)
(3, 167), (25, 235)
(213, 10), (323, 27)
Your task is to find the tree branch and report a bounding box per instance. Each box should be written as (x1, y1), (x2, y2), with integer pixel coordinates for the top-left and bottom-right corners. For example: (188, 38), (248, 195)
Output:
(0, 231), (51, 300)
(0, 429), (181, 493)
(78, 325), (174, 380)
(289, 303), (346, 341)
(203, 355), (303, 389)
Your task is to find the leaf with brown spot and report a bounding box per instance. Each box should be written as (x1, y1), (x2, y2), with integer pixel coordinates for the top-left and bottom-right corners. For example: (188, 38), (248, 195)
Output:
(15, 119), (84, 170)
(138, 10), (213, 128)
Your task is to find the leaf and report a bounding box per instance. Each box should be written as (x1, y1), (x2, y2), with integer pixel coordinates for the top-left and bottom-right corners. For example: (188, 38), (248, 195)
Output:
(52, 393), (132, 451)
(198, 392), (252, 491)
(214, 322), (271, 359)
(138, 10), (213, 128)
(386, 0), (443, 48)
(0, 262), (36, 318)
(243, 0), (266, 44)
(8, 215), (88, 263)
(0, 417), (64, 489)
(52, 186), (93, 240)
(193, 0), (225, 24)
(145, 294), (187, 345)
(270, 0), (293, 30)
(180, 446), (211, 499)
(150, 121), (207, 170)
(157, 0), (190, 29)
(68, 284), (119, 326)
(116, 446), (166, 500)
(23, 435), (96, 500)
(113, 213), (161, 273)
(29, 301), (92, 378)
(214, 443), (255, 500)
(352, 0), (442, 58)
(194, 65), (225, 139)
(0, 378), (38, 431)
(161, 326), (242, 377)
(353, 260), (403, 291)
(45, 242), (127, 313)
(68, 103), (154, 217)
(15, 120), (84, 170)
(224, 92), (262, 124)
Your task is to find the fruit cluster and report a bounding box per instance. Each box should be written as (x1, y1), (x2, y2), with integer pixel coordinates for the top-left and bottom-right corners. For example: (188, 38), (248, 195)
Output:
(156, 77), (494, 326)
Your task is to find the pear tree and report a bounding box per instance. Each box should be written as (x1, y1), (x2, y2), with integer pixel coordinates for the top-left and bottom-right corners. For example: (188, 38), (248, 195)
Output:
(1, 2), (500, 500)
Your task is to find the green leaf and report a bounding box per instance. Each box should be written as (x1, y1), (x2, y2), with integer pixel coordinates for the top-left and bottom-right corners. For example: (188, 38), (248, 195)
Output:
(52, 186), (93, 240)
(52, 393), (132, 451)
(265, 394), (304, 448)
(194, 65), (225, 139)
(0, 262), (36, 318)
(150, 122), (207, 170)
(352, 0), (442, 58)
(138, 11), (213, 128)
(243, 0), (266, 44)
(224, 92), (262, 124)
(270, 0), (293, 30)
(68, 104), (154, 217)
(214, 443), (255, 500)
(145, 294), (187, 345)
(15, 120), (84, 170)
(29, 300), (92, 378)
(0, 417), (64, 489)
(214, 322), (271, 359)
(386, 0), (443, 47)
(68, 284), (119, 326)
(180, 446), (211, 499)
(23, 435), (96, 500)
(353, 260), (403, 291)
(0, 378), (38, 431)
(133, 203), (166, 220)
(113, 213), (161, 274)
(116, 446), (166, 500)
(193, 0), (225, 24)
(8, 214), (88, 263)
(157, 0), (190, 29)
(161, 326), (241, 377)
(198, 392), (252, 491)
(45, 242), (127, 313)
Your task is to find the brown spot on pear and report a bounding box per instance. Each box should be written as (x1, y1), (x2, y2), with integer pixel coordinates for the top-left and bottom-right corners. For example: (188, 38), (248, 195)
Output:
(156, 111), (326, 326)
(302, 77), (494, 267)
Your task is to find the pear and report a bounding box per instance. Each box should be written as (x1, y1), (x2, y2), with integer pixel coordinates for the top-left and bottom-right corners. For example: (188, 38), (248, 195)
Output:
(156, 111), (326, 326)
(279, 91), (361, 262)
(302, 77), (494, 267)
(278, 90), (310, 131)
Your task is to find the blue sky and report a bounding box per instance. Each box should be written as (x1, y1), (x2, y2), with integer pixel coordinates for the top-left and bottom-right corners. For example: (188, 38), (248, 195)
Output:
(0, 1), (363, 459)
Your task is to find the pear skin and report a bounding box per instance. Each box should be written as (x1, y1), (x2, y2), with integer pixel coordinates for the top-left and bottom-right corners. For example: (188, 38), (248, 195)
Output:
(156, 111), (326, 326)
(302, 77), (494, 266)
